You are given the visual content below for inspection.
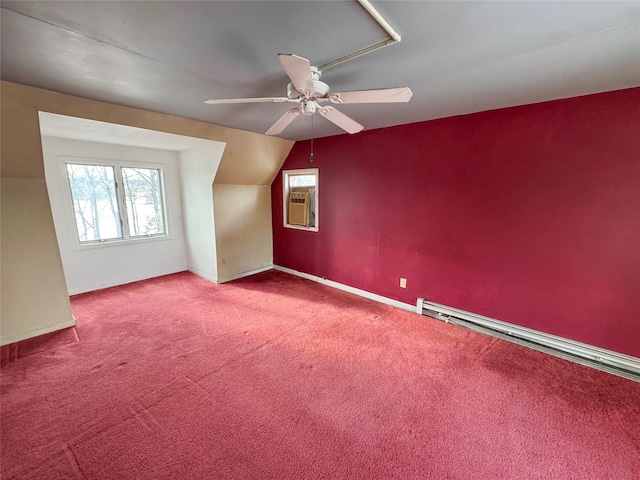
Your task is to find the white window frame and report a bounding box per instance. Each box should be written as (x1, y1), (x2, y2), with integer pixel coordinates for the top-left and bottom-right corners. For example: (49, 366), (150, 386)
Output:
(59, 156), (170, 249)
(282, 168), (319, 232)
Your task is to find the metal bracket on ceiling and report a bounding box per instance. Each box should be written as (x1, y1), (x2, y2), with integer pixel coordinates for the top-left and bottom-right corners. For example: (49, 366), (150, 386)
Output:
(317, 0), (402, 72)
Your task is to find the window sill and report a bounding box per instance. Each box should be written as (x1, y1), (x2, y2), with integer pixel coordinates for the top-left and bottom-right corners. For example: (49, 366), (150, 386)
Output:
(72, 234), (172, 251)
(284, 224), (318, 232)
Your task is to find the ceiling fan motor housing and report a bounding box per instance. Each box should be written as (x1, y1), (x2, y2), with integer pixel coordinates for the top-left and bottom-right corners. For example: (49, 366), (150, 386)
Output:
(286, 79), (330, 100)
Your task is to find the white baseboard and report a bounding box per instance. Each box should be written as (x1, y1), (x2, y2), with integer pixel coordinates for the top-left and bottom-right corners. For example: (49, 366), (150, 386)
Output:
(0, 317), (77, 346)
(217, 265), (273, 284)
(272, 266), (638, 381)
(188, 266), (218, 283)
(273, 265), (416, 313)
(68, 266), (188, 295)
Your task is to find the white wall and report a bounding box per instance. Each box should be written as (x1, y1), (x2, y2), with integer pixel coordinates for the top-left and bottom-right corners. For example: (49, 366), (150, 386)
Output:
(178, 146), (224, 282)
(213, 184), (273, 282)
(42, 136), (188, 294)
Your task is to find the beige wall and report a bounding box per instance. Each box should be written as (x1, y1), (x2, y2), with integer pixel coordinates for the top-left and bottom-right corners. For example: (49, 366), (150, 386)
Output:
(1, 81), (293, 345)
(1, 178), (76, 344)
(213, 185), (273, 282)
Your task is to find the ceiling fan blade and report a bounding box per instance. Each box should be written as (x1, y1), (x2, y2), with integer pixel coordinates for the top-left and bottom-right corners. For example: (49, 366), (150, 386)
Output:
(204, 97), (292, 104)
(278, 53), (315, 96)
(328, 87), (413, 104)
(265, 107), (302, 135)
(318, 106), (364, 134)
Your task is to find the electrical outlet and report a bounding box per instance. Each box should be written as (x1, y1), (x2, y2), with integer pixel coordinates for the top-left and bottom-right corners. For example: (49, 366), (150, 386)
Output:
(400, 278), (407, 288)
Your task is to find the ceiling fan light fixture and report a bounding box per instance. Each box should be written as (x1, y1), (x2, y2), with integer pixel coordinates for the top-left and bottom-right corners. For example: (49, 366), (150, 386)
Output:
(302, 100), (317, 115)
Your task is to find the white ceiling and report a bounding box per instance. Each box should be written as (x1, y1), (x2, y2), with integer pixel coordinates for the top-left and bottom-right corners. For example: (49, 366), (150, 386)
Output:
(2, 1), (639, 141)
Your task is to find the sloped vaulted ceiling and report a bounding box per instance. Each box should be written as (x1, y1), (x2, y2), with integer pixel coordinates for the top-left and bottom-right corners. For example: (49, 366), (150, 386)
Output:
(1, 1), (639, 141)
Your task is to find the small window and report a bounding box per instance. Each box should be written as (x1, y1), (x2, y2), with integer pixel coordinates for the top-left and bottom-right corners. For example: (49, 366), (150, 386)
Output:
(283, 168), (318, 232)
(65, 160), (167, 244)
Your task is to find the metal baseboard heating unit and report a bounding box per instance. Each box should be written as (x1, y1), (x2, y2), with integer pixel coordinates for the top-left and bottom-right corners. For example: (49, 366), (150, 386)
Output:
(417, 298), (640, 382)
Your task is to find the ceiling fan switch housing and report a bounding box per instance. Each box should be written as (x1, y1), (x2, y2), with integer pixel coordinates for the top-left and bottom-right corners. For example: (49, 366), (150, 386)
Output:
(302, 101), (317, 115)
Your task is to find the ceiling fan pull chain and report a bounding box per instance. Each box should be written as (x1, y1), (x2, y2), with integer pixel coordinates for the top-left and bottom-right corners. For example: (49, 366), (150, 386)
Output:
(310, 115), (314, 162)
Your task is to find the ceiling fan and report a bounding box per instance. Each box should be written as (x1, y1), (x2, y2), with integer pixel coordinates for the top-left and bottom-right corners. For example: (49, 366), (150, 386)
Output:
(204, 54), (413, 136)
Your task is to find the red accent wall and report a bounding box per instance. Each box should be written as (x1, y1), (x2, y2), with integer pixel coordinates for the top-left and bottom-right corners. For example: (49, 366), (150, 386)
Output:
(272, 88), (640, 357)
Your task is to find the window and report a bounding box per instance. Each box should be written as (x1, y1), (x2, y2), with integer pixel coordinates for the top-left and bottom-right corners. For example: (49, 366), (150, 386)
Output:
(283, 168), (318, 232)
(64, 160), (167, 244)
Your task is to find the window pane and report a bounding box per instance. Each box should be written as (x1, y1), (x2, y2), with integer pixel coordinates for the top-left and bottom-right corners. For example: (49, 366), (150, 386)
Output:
(122, 167), (166, 237)
(66, 164), (122, 242)
(289, 174), (316, 187)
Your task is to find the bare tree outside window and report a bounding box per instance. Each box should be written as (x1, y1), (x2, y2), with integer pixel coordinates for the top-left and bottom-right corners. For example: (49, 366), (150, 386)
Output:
(122, 167), (165, 236)
(65, 161), (167, 244)
(289, 175), (316, 188)
(66, 164), (122, 242)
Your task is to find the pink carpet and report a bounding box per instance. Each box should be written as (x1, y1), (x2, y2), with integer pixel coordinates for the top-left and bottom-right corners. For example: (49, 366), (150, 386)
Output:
(1, 270), (638, 479)
(1, 327), (80, 366)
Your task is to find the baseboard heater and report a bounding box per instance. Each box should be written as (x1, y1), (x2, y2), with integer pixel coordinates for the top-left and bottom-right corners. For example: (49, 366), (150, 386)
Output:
(417, 298), (640, 382)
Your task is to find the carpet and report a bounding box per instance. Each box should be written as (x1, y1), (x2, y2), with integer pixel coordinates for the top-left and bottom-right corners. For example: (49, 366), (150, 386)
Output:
(1, 270), (638, 479)
(1, 327), (79, 367)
